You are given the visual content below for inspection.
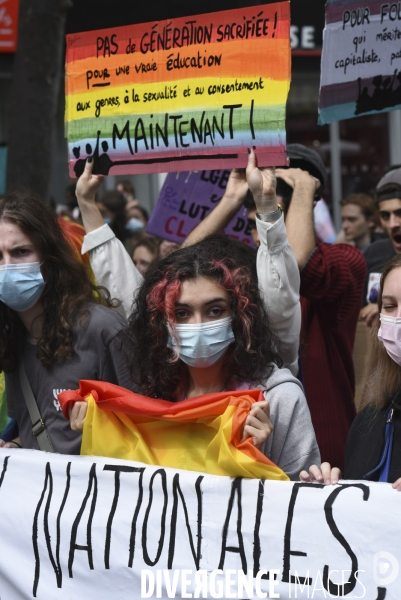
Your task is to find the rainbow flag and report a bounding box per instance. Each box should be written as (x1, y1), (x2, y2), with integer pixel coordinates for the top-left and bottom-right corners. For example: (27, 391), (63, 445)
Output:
(65, 3), (291, 176)
(58, 218), (96, 283)
(59, 381), (289, 480)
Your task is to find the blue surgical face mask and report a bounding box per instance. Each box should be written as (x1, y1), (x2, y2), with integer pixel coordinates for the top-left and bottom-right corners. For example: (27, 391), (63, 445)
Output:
(126, 217), (144, 234)
(167, 316), (235, 368)
(0, 262), (45, 311)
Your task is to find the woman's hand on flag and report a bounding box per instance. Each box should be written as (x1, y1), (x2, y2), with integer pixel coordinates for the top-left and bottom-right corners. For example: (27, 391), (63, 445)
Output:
(241, 400), (274, 449)
(69, 401), (88, 432)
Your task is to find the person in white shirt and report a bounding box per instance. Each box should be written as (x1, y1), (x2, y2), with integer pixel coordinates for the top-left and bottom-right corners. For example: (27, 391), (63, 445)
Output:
(76, 152), (301, 376)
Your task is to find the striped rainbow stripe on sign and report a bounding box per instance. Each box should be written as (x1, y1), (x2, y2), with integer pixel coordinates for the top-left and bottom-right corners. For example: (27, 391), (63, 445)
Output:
(65, 2), (291, 176)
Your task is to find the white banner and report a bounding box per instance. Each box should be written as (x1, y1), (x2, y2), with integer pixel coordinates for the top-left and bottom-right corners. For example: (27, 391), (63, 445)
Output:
(0, 449), (400, 599)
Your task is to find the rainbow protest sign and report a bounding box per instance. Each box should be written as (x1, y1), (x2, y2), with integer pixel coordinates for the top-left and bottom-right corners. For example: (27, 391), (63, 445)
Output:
(65, 3), (291, 177)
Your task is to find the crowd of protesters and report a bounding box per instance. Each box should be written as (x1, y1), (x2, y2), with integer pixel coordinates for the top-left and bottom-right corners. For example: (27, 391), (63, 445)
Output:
(1, 144), (401, 491)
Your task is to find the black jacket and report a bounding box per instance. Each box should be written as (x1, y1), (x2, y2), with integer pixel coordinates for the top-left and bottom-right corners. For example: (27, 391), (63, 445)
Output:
(343, 391), (401, 482)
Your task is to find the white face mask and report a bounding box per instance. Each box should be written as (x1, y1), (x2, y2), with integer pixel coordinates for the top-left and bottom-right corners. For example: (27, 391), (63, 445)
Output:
(126, 217), (144, 234)
(167, 316), (235, 368)
(378, 314), (401, 366)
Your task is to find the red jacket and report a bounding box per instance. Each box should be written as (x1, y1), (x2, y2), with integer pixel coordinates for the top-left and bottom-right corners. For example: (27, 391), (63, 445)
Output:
(300, 243), (366, 470)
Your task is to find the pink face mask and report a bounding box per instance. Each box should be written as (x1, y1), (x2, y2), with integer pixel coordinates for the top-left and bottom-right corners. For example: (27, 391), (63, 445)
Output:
(378, 314), (401, 366)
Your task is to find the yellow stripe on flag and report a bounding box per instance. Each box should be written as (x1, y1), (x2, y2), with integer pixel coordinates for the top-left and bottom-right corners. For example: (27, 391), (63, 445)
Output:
(77, 389), (289, 481)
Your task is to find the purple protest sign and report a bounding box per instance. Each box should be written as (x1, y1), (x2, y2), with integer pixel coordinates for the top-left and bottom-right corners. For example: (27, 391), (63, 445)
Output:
(146, 170), (255, 248)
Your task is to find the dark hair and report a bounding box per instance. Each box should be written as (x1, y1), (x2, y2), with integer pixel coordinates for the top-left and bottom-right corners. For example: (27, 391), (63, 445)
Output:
(129, 204), (149, 223)
(132, 236), (160, 260)
(100, 190), (127, 240)
(341, 193), (377, 220)
(65, 182), (78, 210)
(243, 189), (256, 211)
(126, 235), (281, 400)
(276, 178), (294, 213)
(0, 191), (114, 371)
(361, 255), (401, 410)
(118, 179), (135, 196)
(201, 234), (257, 280)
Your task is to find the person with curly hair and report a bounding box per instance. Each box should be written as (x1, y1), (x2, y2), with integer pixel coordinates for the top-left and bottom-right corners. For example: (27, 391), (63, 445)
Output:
(69, 159), (320, 479)
(0, 188), (135, 453)
(70, 235), (319, 479)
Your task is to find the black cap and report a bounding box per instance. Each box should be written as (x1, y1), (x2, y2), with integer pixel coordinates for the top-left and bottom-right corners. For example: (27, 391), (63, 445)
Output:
(376, 166), (401, 203)
(286, 143), (327, 195)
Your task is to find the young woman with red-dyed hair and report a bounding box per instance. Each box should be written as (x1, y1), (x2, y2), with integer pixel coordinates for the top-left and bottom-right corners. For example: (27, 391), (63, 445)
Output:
(107, 232), (319, 480)
(70, 155), (320, 479)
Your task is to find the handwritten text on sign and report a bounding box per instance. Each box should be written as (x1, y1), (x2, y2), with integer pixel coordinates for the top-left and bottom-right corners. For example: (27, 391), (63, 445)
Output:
(65, 3), (291, 177)
(319, 0), (401, 124)
(146, 169), (255, 247)
(0, 450), (400, 599)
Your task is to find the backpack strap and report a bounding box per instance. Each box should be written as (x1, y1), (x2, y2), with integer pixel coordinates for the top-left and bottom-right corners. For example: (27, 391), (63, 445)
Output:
(19, 358), (55, 453)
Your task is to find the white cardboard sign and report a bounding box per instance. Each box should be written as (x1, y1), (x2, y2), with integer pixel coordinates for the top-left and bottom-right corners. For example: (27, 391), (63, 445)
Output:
(319, 1), (401, 123)
(0, 449), (400, 599)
